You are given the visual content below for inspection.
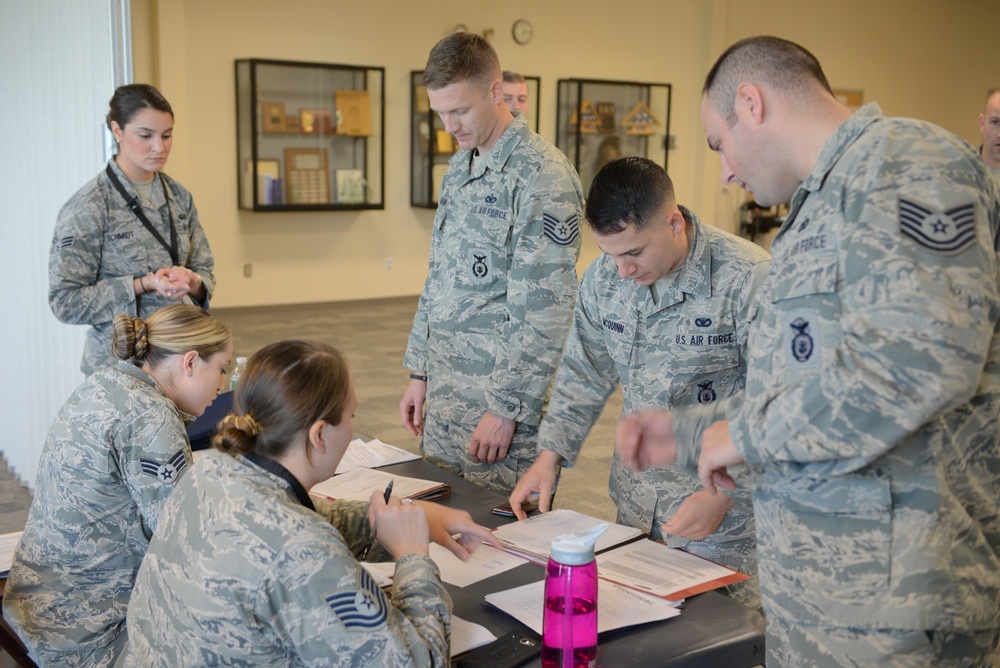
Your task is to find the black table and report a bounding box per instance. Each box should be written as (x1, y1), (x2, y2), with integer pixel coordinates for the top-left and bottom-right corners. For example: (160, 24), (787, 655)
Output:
(382, 458), (766, 667)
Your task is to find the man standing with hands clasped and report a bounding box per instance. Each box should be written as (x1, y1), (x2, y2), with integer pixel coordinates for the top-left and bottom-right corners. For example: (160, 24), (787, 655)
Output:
(401, 33), (584, 494)
(509, 156), (769, 609)
(617, 36), (1000, 667)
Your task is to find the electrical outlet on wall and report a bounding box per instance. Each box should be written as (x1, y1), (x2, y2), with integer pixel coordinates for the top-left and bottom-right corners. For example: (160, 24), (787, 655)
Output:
(244, 263), (252, 277)
(385, 258), (393, 271)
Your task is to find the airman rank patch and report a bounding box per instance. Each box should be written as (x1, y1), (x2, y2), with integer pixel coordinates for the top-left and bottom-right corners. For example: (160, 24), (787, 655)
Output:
(468, 248), (493, 284)
(324, 568), (388, 629)
(899, 198), (976, 254)
(139, 449), (188, 484)
(783, 308), (820, 370)
(543, 213), (580, 247)
(52, 234), (74, 250)
(696, 379), (717, 404)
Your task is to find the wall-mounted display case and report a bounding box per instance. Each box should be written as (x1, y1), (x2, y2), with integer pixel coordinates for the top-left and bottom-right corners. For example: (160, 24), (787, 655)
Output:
(410, 71), (540, 208)
(556, 78), (672, 192)
(236, 58), (384, 211)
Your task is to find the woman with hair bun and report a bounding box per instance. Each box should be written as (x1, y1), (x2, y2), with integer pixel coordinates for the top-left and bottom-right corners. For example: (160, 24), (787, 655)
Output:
(3, 304), (231, 668)
(49, 82), (215, 375)
(126, 340), (501, 666)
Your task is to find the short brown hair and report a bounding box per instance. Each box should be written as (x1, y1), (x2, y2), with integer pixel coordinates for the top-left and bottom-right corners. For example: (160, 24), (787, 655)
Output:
(214, 340), (351, 458)
(703, 36), (833, 124)
(112, 304), (230, 369)
(503, 70), (526, 85)
(423, 32), (501, 90)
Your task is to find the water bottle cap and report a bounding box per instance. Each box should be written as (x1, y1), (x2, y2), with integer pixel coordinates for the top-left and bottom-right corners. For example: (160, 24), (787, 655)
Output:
(236, 357), (248, 364)
(549, 523), (608, 565)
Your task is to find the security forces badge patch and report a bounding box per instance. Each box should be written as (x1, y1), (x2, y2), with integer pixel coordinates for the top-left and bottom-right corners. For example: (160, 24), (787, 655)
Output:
(899, 197), (976, 254)
(543, 213), (580, 247)
(324, 568), (388, 629)
(696, 379), (717, 404)
(139, 449), (189, 484)
(468, 248), (493, 284)
(783, 308), (820, 370)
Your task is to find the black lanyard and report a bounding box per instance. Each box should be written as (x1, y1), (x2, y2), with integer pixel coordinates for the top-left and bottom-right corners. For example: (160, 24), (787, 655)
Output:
(105, 164), (179, 266)
(246, 451), (317, 512)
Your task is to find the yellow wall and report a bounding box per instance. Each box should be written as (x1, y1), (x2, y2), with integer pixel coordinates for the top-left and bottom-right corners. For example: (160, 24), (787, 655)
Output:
(132, 0), (999, 308)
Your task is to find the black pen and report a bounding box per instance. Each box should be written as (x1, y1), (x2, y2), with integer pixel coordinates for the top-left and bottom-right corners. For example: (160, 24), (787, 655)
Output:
(361, 480), (393, 561)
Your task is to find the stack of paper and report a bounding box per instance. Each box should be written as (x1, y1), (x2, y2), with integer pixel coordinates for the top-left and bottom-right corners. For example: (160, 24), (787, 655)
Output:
(310, 467), (449, 503)
(1, 531), (23, 577)
(490, 508), (747, 601)
(334, 438), (420, 474)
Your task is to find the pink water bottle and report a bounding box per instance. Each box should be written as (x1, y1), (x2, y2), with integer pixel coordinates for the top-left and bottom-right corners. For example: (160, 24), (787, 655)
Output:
(542, 523), (608, 668)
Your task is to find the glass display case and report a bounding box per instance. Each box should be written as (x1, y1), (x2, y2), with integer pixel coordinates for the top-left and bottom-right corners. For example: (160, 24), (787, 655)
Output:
(236, 58), (384, 211)
(410, 71), (540, 208)
(556, 78), (672, 192)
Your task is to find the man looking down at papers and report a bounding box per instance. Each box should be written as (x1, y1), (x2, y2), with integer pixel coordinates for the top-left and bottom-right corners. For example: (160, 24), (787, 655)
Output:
(509, 157), (770, 609)
(617, 36), (1000, 667)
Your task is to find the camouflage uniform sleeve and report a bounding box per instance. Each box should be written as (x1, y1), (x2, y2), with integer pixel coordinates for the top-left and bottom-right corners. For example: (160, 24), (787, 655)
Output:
(263, 529), (451, 667)
(311, 497), (377, 558)
(49, 183), (137, 326)
(732, 144), (998, 475)
(538, 259), (620, 465)
(115, 405), (193, 538)
(484, 164), (583, 425)
(403, 270), (433, 373)
(170, 180), (216, 308)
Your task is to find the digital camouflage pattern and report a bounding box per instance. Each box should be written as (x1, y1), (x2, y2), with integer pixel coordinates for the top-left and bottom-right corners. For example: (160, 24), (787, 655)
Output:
(49, 160), (215, 375)
(125, 450), (452, 667)
(405, 113), (584, 494)
(2, 362), (195, 667)
(671, 104), (1000, 664)
(539, 208), (769, 608)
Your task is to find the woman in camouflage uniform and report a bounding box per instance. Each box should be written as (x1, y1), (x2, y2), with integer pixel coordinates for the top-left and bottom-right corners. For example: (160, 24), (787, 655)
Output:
(49, 83), (215, 375)
(126, 340), (500, 666)
(3, 304), (232, 667)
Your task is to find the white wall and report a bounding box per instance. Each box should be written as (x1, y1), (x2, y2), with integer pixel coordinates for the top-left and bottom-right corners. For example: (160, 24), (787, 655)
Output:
(0, 0), (120, 487)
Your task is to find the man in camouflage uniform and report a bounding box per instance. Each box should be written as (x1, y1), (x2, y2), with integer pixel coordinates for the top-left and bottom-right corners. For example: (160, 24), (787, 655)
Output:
(978, 88), (1000, 182)
(401, 33), (583, 494)
(3, 362), (197, 667)
(126, 448), (452, 666)
(50, 158), (215, 375)
(617, 36), (1000, 666)
(510, 157), (769, 609)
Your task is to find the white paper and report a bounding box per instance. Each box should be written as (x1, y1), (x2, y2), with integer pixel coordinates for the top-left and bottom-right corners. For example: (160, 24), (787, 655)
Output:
(310, 467), (442, 502)
(334, 438), (420, 474)
(491, 509), (643, 560)
(596, 538), (737, 598)
(0, 531), (23, 576)
(484, 578), (681, 636)
(450, 615), (497, 657)
(360, 561), (395, 588)
(429, 542), (528, 588)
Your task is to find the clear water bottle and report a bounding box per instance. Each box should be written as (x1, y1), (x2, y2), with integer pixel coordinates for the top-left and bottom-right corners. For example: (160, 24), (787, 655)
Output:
(542, 523), (608, 668)
(230, 356), (247, 392)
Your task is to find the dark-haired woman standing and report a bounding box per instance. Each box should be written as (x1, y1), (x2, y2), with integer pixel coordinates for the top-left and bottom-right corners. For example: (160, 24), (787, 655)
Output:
(49, 83), (215, 375)
(3, 304), (231, 667)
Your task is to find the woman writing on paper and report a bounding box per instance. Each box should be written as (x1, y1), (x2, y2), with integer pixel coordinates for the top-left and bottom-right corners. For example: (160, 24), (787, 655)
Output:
(49, 83), (215, 375)
(3, 304), (232, 667)
(125, 340), (501, 666)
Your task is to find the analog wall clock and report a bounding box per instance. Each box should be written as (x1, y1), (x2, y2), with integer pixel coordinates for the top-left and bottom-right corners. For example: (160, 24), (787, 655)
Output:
(512, 19), (533, 45)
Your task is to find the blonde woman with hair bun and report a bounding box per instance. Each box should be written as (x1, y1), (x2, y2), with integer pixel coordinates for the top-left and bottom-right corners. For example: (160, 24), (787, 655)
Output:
(3, 303), (231, 667)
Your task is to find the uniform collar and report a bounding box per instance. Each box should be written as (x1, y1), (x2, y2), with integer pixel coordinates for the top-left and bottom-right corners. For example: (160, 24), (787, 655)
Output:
(105, 158), (169, 209)
(113, 360), (197, 425)
(244, 452), (317, 512)
(642, 205), (711, 314)
(777, 103), (884, 243)
(456, 114), (529, 184)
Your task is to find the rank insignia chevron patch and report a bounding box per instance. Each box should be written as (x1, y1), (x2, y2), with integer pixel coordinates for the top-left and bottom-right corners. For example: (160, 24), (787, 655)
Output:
(139, 449), (188, 484)
(543, 213), (581, 247)
(899, 198), (976, 254)
(324, 568), (388, 629)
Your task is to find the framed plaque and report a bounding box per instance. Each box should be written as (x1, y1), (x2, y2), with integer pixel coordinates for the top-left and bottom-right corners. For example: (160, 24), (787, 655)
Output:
(261, 102), (287, 132)
(284, 148), (330, 204)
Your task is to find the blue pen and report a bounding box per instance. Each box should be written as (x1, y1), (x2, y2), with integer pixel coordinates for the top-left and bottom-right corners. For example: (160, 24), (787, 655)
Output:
(361, 480), (393, 560)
